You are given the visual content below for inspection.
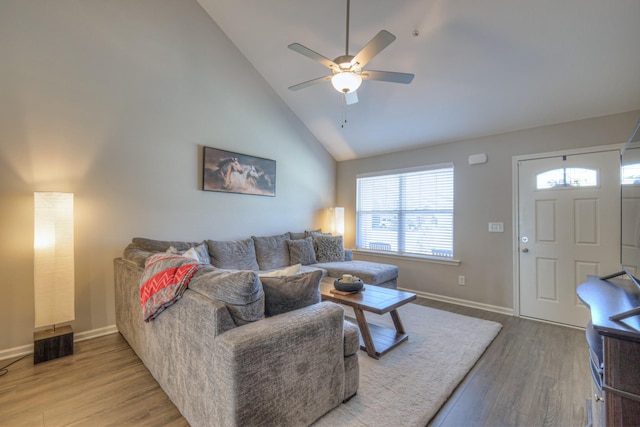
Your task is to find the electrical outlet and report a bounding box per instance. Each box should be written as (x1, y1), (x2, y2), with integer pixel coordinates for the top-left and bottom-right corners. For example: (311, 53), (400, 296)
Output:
(458, 275), (466, 286)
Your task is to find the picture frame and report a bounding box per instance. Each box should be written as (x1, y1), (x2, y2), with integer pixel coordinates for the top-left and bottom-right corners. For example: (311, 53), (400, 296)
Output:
(202, 146), (276, 197)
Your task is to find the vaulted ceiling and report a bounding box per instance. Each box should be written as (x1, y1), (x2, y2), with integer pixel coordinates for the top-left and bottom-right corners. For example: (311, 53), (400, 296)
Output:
(196, 0), (640, 161)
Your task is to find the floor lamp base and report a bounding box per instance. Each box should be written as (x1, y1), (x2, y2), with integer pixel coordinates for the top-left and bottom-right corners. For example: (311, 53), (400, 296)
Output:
(34, 325), (74, 364)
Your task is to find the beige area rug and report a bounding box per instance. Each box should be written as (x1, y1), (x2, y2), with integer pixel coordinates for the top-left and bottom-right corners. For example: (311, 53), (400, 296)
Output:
(313, 303), (503, 427)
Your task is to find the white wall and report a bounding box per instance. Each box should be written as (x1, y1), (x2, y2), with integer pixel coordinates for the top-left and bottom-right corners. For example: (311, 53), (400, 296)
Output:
(337, 111), (640, 311)
(0, 0), (335, 352)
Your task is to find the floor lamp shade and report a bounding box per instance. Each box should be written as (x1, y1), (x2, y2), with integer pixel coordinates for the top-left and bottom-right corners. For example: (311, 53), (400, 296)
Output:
(332, 207), (345, 236)
(34, 192), (75, 328)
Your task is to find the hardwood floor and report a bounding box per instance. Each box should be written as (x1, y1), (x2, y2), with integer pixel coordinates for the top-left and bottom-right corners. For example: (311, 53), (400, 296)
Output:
(416, 298), (591, 427)
(0, 298), (591, 426)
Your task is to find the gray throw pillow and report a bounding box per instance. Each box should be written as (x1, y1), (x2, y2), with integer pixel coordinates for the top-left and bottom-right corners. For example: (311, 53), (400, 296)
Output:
(288, 231), (306, 240)
(188, 268), (265, 325)
(304, 229), (322, 238)
(287, 237), (317, 265)
(252, 233), (291, 270)
(206, 238), (260, 270)
(314, 235), (345, 263)
(260, 270), (323, 317)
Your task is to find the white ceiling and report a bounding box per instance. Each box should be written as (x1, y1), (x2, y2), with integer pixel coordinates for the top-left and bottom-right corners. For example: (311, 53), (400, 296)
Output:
(196, 0), (640, 161)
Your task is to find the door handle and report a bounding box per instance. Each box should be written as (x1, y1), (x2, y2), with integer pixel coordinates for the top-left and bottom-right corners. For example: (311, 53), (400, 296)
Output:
(522, 248), (529, 253)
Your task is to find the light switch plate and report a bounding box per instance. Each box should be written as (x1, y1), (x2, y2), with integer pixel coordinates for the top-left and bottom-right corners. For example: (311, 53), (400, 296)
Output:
(488, 222), (504, 233)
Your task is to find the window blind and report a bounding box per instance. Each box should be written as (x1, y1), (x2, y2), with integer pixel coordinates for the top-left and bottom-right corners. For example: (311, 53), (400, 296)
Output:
(356, 164), (454, 257)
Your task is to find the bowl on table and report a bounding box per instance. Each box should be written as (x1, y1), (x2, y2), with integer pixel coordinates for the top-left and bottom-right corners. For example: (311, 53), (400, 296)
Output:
(334, 277), (364, 293)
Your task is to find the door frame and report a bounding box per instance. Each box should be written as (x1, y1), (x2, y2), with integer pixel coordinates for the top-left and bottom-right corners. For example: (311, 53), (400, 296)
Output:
(511, 144), (623, 319)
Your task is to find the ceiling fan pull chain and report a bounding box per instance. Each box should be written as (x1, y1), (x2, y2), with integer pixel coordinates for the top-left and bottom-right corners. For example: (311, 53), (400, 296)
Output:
(341, 98), (348, 128)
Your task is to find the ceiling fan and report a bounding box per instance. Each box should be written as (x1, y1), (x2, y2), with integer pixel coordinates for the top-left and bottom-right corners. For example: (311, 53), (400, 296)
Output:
(287, 0), (414, 105)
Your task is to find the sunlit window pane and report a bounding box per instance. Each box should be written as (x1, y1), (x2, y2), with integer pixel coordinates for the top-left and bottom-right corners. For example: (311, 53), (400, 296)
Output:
(356, 165), (454, 258)
(536, 168), (598, 189)
(622, 163), (640, 186)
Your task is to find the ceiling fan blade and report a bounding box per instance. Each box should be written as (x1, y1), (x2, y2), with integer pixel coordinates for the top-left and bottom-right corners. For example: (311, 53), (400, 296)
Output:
(288, 75), (332, 91)
(288, 43), (339, 70)
(344, 91), (358, 105)
(350, 30), (396, 68)
(362, 70), (414, 84)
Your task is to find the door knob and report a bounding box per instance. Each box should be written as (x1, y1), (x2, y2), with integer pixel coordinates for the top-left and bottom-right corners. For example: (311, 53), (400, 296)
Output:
(522, 248), (529, 253)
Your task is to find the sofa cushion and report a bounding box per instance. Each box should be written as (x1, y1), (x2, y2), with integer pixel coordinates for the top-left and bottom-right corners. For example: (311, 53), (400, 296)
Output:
(207, 238), (259, 270)
(123, 244), (153, 268)
(313, 260), (399, 287)
(260, 270), (323, 317)
(258, 263), (301, 277)
(188, 267), (265, 325)
(132, 237), (199, 253)
(286, 237), (317, 265)
(313, 235), (345, 263)
(252, 233), (291, 270)
(167, 242), (210, 264)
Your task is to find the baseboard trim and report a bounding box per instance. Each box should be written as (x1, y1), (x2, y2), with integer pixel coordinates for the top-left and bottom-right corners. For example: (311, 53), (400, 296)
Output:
(400, 287), (514, 316)
(0, 325), (119, 362)
(74, 325), (119, 342)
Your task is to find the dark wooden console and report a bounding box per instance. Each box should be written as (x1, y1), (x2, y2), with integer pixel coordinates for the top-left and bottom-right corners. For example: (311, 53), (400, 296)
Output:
(577, 275), (640, 427)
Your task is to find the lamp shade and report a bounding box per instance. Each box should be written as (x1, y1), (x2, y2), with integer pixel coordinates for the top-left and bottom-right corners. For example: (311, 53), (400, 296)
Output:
(331, 207), (345, 236)
(331, 72), (362, 94)
(34, 192), (75, 328)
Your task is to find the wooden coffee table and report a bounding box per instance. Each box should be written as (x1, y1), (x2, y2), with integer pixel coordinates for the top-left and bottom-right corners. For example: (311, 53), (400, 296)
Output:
(320, 280), (417, 359)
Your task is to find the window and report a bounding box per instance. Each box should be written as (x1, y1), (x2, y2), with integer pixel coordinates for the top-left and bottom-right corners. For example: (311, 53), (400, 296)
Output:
(536, 167), (598, 189)
(622, 163), (640, 186)
(356, 164), (454, 258)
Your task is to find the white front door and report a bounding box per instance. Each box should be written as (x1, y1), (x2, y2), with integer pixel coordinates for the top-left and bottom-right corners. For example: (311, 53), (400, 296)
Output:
(518, 150), (620, 327)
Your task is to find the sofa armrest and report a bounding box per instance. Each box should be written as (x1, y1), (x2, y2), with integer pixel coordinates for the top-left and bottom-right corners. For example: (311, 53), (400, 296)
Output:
(212, 302), (347, 426)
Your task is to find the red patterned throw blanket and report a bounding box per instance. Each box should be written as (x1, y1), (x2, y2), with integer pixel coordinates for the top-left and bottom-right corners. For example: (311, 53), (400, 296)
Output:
(140, 253), (204, 321)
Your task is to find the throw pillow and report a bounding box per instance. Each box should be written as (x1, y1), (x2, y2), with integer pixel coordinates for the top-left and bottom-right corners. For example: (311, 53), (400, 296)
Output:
(288, 231), (306, 240)
(304, 228), (322, 238)
(286, 237), (317, 265)
(258, 263), (301, 278)
(252, 234), (291, 270)
(206, 238), (260, 270)
(188, 268), (265, 326)
(260, 270), (323, 317)
(313, 235), (345, 263)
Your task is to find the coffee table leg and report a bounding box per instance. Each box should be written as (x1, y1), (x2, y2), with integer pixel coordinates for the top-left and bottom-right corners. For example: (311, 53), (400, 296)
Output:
(353, 308), (378, 359)
(390, 309), (405, 334)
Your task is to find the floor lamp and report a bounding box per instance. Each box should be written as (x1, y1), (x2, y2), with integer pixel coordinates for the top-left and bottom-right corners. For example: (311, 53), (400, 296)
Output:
(33, 192), (75, 364)
(331, 207), (345, 236)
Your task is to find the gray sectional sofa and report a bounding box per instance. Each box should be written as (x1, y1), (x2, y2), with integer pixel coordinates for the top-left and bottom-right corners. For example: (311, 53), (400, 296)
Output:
(114, 231), (398, 426)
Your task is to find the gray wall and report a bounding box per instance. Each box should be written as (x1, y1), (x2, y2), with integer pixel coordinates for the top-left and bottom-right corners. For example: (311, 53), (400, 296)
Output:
(337, 111), (640, 311)
(0, 0), (335, 352)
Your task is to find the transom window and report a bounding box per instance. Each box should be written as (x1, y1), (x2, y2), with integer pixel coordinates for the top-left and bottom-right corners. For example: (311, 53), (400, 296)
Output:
(356, 164), (454, 258)
(536, 167), (598, 190)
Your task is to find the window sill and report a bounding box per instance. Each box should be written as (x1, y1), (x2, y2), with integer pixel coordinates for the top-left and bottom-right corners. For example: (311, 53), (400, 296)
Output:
(352, 249), (461, 266)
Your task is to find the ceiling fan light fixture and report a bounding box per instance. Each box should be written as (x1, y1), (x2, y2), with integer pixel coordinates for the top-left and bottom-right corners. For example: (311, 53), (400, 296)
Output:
(331, 71), (362, 94)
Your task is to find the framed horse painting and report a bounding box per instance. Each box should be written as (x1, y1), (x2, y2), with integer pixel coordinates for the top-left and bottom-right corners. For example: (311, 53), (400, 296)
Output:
(202, 146), (276, 196)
